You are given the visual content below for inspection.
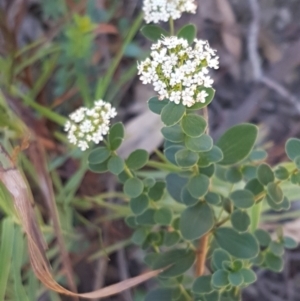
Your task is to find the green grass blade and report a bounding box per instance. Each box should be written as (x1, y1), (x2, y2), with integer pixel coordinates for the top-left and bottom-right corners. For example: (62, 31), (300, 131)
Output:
(0, 218), (15, 300)
(95, 13), (143, 100)
(12, 226), (30, 301)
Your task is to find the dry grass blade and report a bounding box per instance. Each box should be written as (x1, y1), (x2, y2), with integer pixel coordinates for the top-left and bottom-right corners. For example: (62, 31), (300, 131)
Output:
(0, 144), (163, 299)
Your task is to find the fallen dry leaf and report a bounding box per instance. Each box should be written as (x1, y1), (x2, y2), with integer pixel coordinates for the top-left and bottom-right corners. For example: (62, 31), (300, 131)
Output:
(0, 145), (163, 299)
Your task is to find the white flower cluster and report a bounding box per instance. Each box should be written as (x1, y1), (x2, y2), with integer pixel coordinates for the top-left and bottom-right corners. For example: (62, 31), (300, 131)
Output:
(143, 0), (197, 23)
(138, 36), (219, 107)
(65, 100), (117, 151)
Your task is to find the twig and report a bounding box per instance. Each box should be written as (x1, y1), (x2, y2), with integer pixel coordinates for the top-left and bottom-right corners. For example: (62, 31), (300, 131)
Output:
(196, 234), (209, 276)
(195, 106), (210, 277)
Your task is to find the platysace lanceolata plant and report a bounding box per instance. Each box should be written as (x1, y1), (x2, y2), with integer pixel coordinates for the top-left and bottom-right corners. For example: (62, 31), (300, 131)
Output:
(64, 2), (300, 301)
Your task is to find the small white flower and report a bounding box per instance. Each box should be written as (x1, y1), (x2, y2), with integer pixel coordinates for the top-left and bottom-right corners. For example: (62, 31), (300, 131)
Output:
(143, 0), (197, 24)
(65, 100), (117, 151)
(138, 36), (219, 107)
(197, 91), (209, 103)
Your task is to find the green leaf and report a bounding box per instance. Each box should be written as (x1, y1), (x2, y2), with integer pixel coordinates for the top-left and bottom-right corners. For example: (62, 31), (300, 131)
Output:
(185, 134), (213, 152)
(284, 236), (297, 249)
(0, 218), (15, 301)
(149, 181), (166, 201)
(231, 210), (250, 232)
(228, 271), (243, 287)
(269, 241), (284, 256)
(118, 170), (131, 184)
(212, 270), (229, 288)
(254, 229), (271, 247)
(166, 173), (188, 203)
(257, 163), (275, 186)
(240, 268), (257, 285)
(242, 165), (257, 181)
(181, 187), (199, 206)
(244, 179), (264, 198)
(212, 249), (231, 270)
(193, 275), (213, 294)
(88, 160), (109, 173)
(205, 192), (221, 206)
(265, 252), (283, 272)
(108, 122), (124, 150)
(198, 146), (223, 167)
(177, 24), (197, 44)
(163, 231), (181, 247)
(187, 174), (210, 198)
(164, 145), (184, 165)
(216, 124), (258, 165)
(88, 147), (111, 164)
(295, 155), (300, 169)
(200, 164), (215, 178)
(107, 155), (124, 175)
(125, 216), (138, 228)
(266, 195), (290, 211)
(285, 138), (300, 161)
(214, 228), (259, 259)
(291, 172), (300, 185)
(144, 288), (176, 301)
(130, 194), (149, 215)
(188, 88), (215, 110)
(148, 97), (169, 114)
(136, 208), (156, 225)
(175, 149), (199, 167)
(229, 189), (255, 209)
(181, 114), (207, 137)
(131, 228), (148, 245)
(225, 167), (243, 183)
(153, 249), (196, 278)
(249, 149), (268, 162)
(124, 177), (144, 198)
(161, 124), (185, 142)
(141, 24), (169, 41)
(154, 207), (173, 225)
(144, 177), (155, 188)
(161, 102), (186, 126)
(126, 149), (149, 170)
(267, 182), (283, 204)
(275, 166), (290, 180)
(203, 291), (220, 301)
(180, 202), (214, 240)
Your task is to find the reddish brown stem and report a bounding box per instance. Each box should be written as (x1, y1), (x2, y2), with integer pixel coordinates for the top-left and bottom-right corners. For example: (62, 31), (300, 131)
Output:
(196, 234), (209, 276)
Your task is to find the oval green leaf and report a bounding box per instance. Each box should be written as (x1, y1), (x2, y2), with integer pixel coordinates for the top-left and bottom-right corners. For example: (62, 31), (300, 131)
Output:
(161, 124), (185, 142)
(214, 227), (259, 259)
(88, 147), (111, 164)
(141, 24), (169, 42)
(124, 177), (144, 198)
(229, 189), (255, 209)
(180, 202), (214, 240)
(161, 102), (186, 126)
(177, 24), (197, 44)
(175, 149), (199, 167)
(216, 124), (258, 165)
(181, 114), (207, 138)
(231, 210), (250, 232)
(152, 249), (196, 278)
(257, 163), (275, 186)
(148, 97), (169, 114)
(126, 149), (149, 170)
(185, 134), (213, 152)
(187, 174), (210, 198)
(107, 155), (124, 175)
(285, 138), (300, 161)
